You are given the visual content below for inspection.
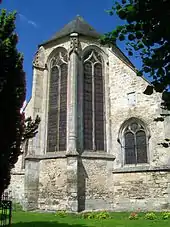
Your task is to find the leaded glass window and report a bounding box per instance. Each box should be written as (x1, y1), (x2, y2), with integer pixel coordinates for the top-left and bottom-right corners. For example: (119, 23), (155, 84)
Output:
(47, 50), (68, 152)
(124, 120), (148, 164)
(83, 50), (104, 151)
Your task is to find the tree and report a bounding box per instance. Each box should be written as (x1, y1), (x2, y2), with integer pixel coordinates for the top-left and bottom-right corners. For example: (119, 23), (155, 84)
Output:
(22, 115), (41, 143)
(0, 9), (40, 198)
(0, 9), (25, 197)
(101, 0), (170, 110)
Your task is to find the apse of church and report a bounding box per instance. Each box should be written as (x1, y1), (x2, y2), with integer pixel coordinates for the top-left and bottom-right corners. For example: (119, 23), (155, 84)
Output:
(8, 16), (170, 212)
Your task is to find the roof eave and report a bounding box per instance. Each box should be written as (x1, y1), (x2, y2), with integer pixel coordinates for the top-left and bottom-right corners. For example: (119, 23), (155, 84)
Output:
(39, 33), (101, 47)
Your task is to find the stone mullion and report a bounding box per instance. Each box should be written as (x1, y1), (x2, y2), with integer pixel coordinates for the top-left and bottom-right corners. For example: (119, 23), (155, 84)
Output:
(92, 63), (96, 151)
(134, 132), (138, 164)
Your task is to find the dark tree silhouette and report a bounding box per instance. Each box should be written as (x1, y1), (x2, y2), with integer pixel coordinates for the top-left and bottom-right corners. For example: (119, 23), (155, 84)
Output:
(0, 8), (40, 198)
(102, 0), (170, 110)
(0, 9), (26, 197)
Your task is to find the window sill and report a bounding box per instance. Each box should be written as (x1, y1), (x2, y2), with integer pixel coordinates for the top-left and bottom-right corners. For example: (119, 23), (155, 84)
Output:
(112, 165), (170, 173)
(81, 151), (115, 160)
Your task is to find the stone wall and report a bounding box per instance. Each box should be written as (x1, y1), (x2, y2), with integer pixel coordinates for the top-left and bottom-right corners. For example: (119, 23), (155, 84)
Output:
(78, 157), (170, 212)
(107, 47), (169, 169)
(78, 157), (113, 211)
(9, 173), (25, 206)
(8, 155), (25, 206)
(111, 171), (170, 211)
(38, 158), (68, 211)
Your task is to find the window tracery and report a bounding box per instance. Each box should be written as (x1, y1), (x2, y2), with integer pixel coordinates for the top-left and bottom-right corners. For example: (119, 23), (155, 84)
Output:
(83, 50), (104, 151)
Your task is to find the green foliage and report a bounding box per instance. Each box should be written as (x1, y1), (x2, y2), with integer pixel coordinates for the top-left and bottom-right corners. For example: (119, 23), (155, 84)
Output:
(144, 212), (157, 220)
(22, 115), (41, 142)
(96, 211), (110, 220)
(102, 0), (170, 110)
(81, 212), (96, 219)
(129, 212), (138, 220)
(55, 210), (67, 218)
(0, 8), (26, 197)
(161, 212), (170, 220)
(81, 211), (110, 220)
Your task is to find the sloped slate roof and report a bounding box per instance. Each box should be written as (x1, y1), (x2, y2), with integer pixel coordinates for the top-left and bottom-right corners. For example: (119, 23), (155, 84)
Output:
(41, 15), (100, 45)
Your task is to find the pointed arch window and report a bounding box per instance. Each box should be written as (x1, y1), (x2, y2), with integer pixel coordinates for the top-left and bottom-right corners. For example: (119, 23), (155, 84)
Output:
(47, 50), (68, 152)
(83, 50), (104, 151)
(123, 120), (148, 164)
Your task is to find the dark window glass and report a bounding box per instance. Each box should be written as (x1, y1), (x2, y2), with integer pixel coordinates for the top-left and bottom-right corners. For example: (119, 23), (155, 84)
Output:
(136, 130), (147, 163)
(83, 51), (104, 151)
(125, 132), (136, 164)
(124, 121), (148, 164)
(59, 63), (67, 151)
(47, 50), (68, 152)
(83, 62), (93, 150)
(94, 63), (104, 150)
(47, 67), (59, 152)
(131, 123), (138, 132)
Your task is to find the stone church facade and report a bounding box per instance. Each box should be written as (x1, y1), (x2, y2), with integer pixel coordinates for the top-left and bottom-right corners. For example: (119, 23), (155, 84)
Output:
(9, 16), (170, 212)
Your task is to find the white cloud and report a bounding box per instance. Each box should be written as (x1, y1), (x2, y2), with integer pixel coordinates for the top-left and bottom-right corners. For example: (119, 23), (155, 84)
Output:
(18, 13), (38, 28)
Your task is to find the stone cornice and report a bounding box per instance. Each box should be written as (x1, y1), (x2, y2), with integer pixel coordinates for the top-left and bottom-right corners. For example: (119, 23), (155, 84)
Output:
(25, 151), (115, 161)
(11, 171), (25, 175)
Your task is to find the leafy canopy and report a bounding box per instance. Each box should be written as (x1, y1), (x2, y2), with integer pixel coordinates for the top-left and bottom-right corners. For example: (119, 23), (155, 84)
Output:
(101, 0), (170, 109)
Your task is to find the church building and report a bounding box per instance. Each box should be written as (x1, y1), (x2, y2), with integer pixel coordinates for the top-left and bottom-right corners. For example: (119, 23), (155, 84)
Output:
(9, 16), (170, 212)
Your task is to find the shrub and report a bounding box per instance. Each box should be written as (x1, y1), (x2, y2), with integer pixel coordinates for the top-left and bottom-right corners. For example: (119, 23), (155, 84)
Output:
(161, 212), (170, 220)
(129, 212), (138, 220)
(145, 212), (157, 220)
(81, 211), (110, 220)
(96, 211), (110, 220)
(55, 210), (67, 218)
(81, 212), (96, 219)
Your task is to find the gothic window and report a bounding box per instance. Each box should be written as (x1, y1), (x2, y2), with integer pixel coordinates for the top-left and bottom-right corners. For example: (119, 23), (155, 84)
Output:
(83, 50), (104, 151)
(123, 120), (148, 164)
(47, 50), (68, 152)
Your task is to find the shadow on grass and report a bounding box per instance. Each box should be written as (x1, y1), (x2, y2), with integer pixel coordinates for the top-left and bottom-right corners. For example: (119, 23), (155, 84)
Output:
(12, 222), (88, 227)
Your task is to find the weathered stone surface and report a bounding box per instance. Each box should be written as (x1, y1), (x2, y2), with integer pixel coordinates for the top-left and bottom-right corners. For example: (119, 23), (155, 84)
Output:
(38, 158), (68, 211)
(67, 156), (78, 212)
(24, 160), (40, 210)
(110, 171), (170, 211)
(8, 173), (25, 206)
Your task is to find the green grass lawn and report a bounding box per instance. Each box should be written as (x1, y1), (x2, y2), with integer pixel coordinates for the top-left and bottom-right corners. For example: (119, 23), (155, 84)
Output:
(11, 211), (170, 227)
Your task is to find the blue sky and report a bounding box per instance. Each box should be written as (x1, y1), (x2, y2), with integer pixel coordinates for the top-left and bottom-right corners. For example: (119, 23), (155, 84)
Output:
(1, 0), (142, 100)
